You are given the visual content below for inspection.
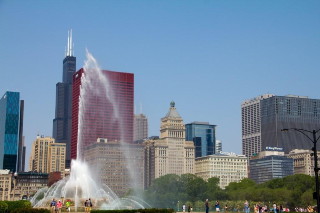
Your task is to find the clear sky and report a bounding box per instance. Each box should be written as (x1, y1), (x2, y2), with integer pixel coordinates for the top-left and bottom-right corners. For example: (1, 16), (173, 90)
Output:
(0, 0), (319, 166)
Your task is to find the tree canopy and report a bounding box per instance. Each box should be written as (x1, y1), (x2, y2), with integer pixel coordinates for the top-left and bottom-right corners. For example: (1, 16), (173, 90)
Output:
(137, 174), (316, 210)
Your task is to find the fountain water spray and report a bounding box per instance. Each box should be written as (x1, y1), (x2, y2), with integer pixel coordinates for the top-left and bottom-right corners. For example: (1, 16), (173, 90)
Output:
(31, 50), (149, 210)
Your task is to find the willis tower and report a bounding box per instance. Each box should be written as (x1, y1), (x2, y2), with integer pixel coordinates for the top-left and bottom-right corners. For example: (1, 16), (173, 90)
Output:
(53, 30), (76, 168)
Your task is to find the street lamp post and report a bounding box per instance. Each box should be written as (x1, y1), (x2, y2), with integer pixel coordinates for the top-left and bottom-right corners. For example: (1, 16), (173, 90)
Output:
(281, 128), (320, 213)
(13, 172), (17, 201)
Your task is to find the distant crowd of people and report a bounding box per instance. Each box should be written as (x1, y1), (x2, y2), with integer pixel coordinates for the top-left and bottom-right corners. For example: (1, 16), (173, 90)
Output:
(49, 198), (92, 213)
(199, 200), (316, 213)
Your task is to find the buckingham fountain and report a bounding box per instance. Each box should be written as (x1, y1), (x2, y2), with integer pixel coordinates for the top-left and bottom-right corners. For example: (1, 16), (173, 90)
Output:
(30, 50), (149, 210)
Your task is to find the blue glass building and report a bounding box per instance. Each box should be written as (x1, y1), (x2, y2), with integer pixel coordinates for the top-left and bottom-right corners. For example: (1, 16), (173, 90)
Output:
(185, 122), (216, 158)
(0, 91), (21, 172)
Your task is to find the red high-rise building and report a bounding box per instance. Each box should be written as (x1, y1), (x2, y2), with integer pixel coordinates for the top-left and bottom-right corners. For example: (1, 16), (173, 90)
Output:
(71, 68), (134, 160)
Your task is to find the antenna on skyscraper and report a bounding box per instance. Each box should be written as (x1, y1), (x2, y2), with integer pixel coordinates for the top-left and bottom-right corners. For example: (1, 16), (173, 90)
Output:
(70, 29), (73, 56)
(66, 29), (74, 56)
(67, 30), (70, 56)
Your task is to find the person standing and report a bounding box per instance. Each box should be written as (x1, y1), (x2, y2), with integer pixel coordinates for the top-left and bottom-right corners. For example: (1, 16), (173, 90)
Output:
(84, 200), (89, 213)
(273, 203), (277, 213)
(50, 199), (56, 213)
(56, 200), (62, 213)
(65, 200), (71, 212)
(205, 199), (209, 213)
(225, 204), (228, 213)
(215, 201), (220, 212)
(183, 204), (186, 213)
(244, 200), (250, 213)
(88, 198), (93, 212)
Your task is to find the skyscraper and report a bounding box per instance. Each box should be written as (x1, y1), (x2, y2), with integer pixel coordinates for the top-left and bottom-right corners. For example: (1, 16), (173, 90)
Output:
(144, 102), (195, 187)
(71, 69), (134, 159)
(0, 91), (22, 172)
(133, 113), (148, 142)
(242, 94), (320, 157)
(185, 122), (216, 158)
(17, 100), (25, 172)
(52, 30), (76, 168)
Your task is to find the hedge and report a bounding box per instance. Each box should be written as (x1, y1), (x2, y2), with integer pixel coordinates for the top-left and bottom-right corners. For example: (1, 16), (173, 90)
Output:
(0, 201), (8, 212)
(3, 200), (32, 213)
(91, 208), (174, 213)
(10, 208), (50, 213)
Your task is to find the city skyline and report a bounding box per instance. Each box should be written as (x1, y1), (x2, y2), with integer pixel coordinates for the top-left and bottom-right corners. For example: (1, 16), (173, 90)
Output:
(0, 1), (319, 167)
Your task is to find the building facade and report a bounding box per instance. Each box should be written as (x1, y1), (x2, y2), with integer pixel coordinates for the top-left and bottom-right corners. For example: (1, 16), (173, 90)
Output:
(0, 91), (24, 172)
(186, 122), (216, 158)
(144, 102), (195, 187)
(249, 150), (293, 184)
(29, 136), (66, 176)
(0, 169), (12, 201)
(195, 153), (248, 189)
(52, 30), (76, 168)
(11, 172), (48, 200)
(241, 94), (274, 157)
(71, 68), (134, 159)
(134, 114), (148, 142)
(288, 149), (320, 176)
(242, 94), (320, 157)
(84, 138), (144, 196)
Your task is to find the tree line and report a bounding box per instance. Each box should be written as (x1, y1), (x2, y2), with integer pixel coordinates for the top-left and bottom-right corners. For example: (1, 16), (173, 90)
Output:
(133, 174), (316, 210)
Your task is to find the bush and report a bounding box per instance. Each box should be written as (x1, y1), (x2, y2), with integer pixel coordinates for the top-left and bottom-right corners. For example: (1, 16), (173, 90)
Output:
(4, 200), (32, 212)
(10, 208), (50, 213)
(91, 208), (174, 213)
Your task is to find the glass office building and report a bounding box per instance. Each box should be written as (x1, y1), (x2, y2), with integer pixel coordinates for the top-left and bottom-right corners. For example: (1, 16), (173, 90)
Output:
(249, 151), (293, 184)
(0, 91), (21, 172)
(186, 122), (216, 157)
(71, 69), (134, 160)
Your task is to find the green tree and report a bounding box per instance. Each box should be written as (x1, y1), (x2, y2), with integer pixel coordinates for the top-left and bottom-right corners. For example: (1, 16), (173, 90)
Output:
(206, 177), (221, 200)
(180, 174), (207, 202)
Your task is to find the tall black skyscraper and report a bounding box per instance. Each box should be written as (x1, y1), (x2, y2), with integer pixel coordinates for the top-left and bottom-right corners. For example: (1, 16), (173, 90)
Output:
(17, 100), (25, 172)
(53, 30), (76, 168)
(242, 94), (320, 157)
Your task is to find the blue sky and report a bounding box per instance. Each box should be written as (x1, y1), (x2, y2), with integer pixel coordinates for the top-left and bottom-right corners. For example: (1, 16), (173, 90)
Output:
(0, 0), (319, 165)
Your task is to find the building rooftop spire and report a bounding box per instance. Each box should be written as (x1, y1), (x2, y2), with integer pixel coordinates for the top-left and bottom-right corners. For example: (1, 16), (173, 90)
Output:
(164, 101), (181, 119)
